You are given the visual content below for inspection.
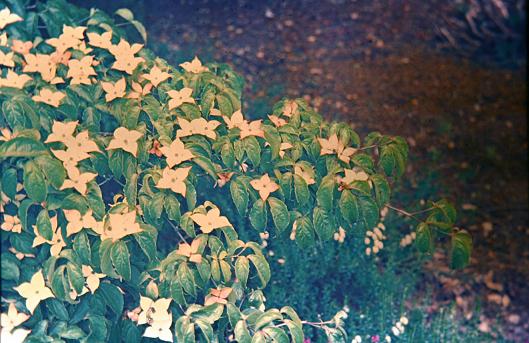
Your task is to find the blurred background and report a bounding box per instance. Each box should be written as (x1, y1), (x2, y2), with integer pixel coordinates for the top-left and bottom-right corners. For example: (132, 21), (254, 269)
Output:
(74, 0), (527, 340)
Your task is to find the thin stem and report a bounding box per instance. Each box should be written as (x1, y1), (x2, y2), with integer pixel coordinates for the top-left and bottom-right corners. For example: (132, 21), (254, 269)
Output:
(166, 220), (188, 244)
(386, 204), (422, 222)
(358, 144), (377, 151)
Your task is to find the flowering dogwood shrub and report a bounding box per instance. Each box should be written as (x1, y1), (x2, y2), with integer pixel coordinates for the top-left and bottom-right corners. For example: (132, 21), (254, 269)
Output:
(0, 1), (471, 342)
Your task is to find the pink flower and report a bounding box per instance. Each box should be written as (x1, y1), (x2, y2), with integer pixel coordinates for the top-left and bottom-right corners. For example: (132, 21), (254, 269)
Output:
(303, 339), (311, 343)
(372, 335), (380, 343)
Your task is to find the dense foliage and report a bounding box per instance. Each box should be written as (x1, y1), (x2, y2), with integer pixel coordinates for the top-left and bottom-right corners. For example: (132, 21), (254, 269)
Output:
(0, 0), (472, 342)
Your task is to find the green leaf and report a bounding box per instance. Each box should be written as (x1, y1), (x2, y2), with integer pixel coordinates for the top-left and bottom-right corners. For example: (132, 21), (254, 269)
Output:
(293, 174), (309, 208)
(249, 199), (267, 231)
(36, 209), (53, 241)
(47, 298), (69, 321)
(230, 178), (249, 216)
(194, 156), (217, 179)
(62, 193), (90, 214)
(254, 309), (283, 330)
(98, 283), (124, 316)
(235, 256), (250, 288)
(18, 199), (34, 231)
(66, 262), (85, 294)
(415, 222), (433, 253)
(1, 255), (20, 281)
(34, 155), (66, 189)
(124, 173), (138, 206)
(23, 160), (48, 203)
(316, 175), (335, 212)
(134, 229), (157, 261)
(221, 142), (235, 167)
(263, 327), (290, 343)
(267, 197), (290, 234)
(115, 8), (134, 21)
(313, 207), (334, 241)
(177, 262), (196, 297)
(0, 136), (47, 159)
(1, 168), (18, 200)
(111, 241), (131, 281)
(451, 231), (472, 269)
(86, 183), (106, 219)
(99, 239), (117, 277)
(60, 326), (86, 339)
(51, 265), (68, 300)
(370, 174), (390, 207)
(358, 196), (379, 229)
(234, 320), (251, 343)
(295, 216), (315, 248)
(284, 320), (304, 343)
(195, 319), (214, 342)
(73, 231), (91, 265)
(164, 194), (181, 222)
(339, 190), (359, 226)
(244, 136), (261, 167)
(226, 303), (242, 328)
(248, 254), (270, 288)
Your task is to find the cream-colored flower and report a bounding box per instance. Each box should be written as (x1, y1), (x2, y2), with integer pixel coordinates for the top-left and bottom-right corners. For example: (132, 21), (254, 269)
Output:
(32, 89), (65, 107)
(279, 142), (293, 158)
(51, 149), (91, 171)
(32, 215), (66, 256)
(81, 265), (105, 293)
(60, 167), (97, 195)
(1, 303), (30, 332)
(175, 239), (202, 264)
(101, 77), (126, 102)
(337, 168), (370, 190)
(0, 328), (31, 343)
(102, 210), (142, 242)
(167, 87), (195, 110)
(0, 50), (15, 67)
(67, 56), (96, 85)
(137, 296), (172, 325)
(268, 114), (288, 127)
(45, 120), (78, 145)
(106, 127), (143, 157)
(159, 138), (194, 168)
(1, 214), (22, 233)
(155, 166), (191, 196)
(23, 53), (61, 84)
(143, 65), (171, 87)
(282, 100), (298, 117)
(191, 207), (232, 234)
(317, 134), (357, 163)
(109, 39), (144, 74)
(176, 117), (220, 140)
(0, 70), (32, 89)
(239, 120), (264, 139)
(179, 56), (208, 73)
(63, 209), (99, 237)
(10, 39), (32, 55)
(46, 25), (86, 53)
(204, 287), (232, 306)
(142, 312), (173, 342)
(66, 131), (100, 154)
(87, 30), (113, 50)
(14, 270), (54, 314)
(0, 7), (23, 29)
(250, 174), (279, 201)
(294, 164), (316, 185)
